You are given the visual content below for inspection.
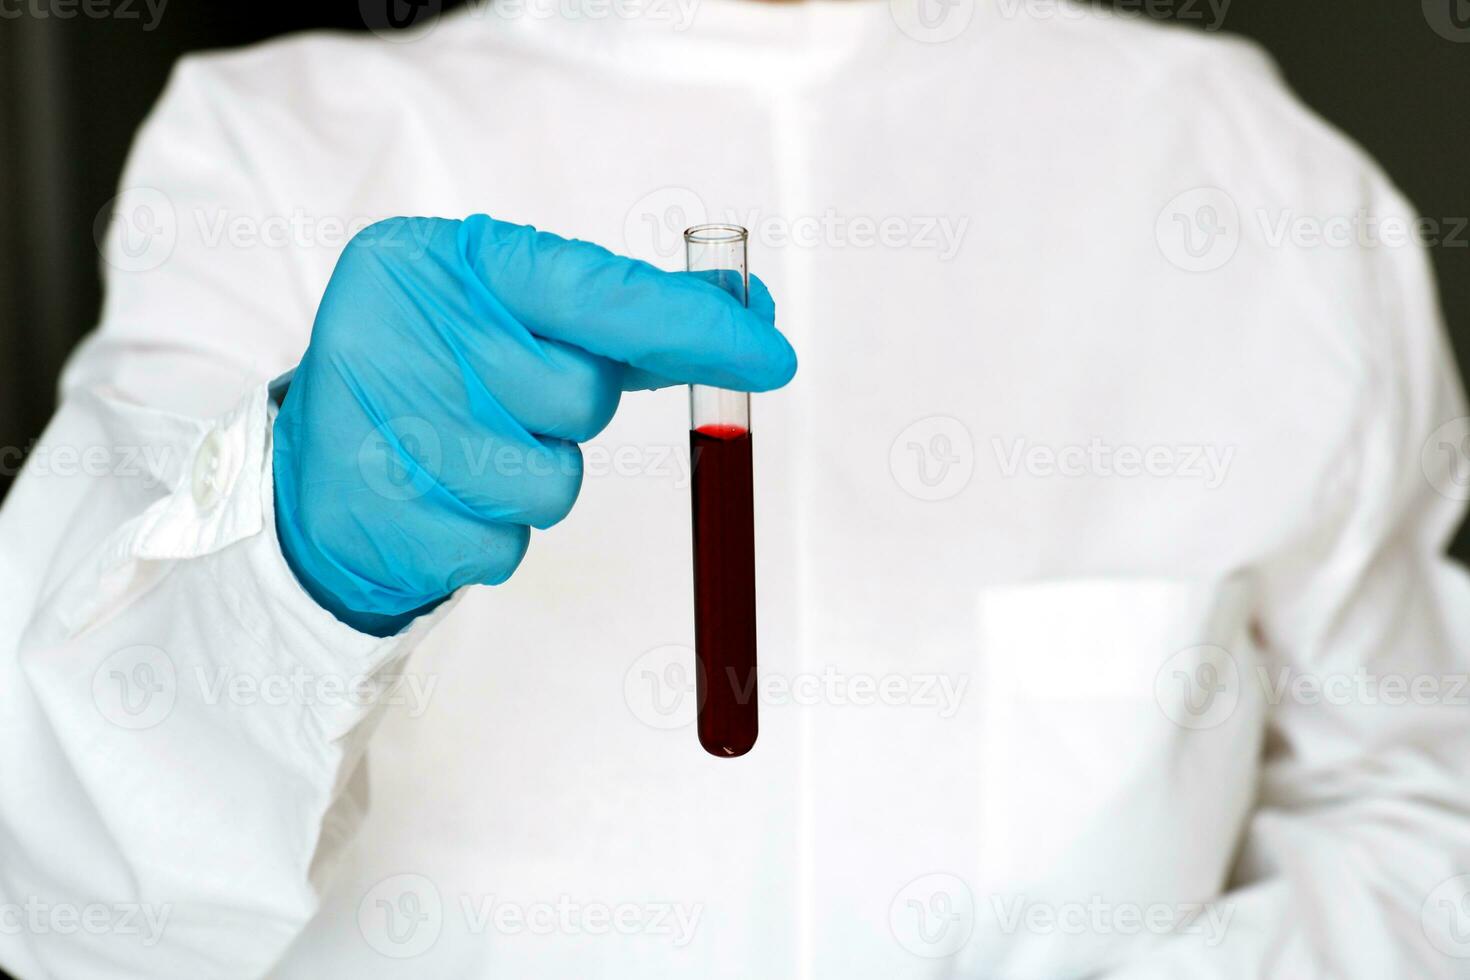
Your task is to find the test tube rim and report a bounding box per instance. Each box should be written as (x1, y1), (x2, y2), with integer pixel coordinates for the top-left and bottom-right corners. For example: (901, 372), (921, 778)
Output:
(683, 223), (749, 245)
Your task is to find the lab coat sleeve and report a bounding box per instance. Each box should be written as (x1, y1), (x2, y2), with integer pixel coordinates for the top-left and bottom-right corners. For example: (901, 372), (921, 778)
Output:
(0, 55), (447, 979)
(1104, 184), (1470, 977)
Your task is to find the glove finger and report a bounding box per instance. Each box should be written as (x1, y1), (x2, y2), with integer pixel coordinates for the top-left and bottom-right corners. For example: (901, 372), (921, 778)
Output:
(447, 324), (625, 443)
(275, 419), (533, 616)
(459, 216), (797, 392)
(615, 275), (779, 392)
(619, 367), (677, 392)
(336, 510), (533, 602)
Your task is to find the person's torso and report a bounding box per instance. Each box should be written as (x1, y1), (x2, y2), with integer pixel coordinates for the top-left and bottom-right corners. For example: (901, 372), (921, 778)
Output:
(219, 5), (1375, 975)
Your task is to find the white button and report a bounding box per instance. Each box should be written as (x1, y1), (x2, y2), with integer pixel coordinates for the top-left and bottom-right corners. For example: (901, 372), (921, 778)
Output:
(191, 430), (229, 512)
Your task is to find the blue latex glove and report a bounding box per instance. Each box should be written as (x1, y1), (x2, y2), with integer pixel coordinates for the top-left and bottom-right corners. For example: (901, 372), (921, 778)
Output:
(272, 215), (795, 636)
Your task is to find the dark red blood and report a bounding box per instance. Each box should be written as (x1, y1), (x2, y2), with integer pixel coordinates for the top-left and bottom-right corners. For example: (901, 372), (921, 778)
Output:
(689, 427), (758, 758)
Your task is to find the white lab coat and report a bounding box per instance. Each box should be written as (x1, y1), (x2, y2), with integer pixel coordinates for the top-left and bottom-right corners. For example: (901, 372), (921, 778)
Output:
(3, 1), (1469, 977)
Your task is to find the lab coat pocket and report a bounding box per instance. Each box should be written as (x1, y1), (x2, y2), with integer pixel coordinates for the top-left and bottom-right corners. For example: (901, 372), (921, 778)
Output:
(975, 574), (1264, 907)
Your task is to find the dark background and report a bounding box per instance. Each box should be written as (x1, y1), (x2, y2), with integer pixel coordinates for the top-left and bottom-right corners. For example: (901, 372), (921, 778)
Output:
(2, 1), (1468, 556)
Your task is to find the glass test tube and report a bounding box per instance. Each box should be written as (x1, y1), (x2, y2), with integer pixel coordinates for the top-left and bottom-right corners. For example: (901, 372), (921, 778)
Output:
(685, 224), (759, 758)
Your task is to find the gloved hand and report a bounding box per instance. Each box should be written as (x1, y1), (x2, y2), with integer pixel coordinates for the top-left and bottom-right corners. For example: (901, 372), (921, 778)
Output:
(272, 215), (795, 636)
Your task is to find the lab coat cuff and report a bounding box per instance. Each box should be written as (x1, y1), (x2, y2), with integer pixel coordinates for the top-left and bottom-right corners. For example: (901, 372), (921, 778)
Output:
(235, 390), (460, 740)
(106, 382), (452, 739)
(121, 382), (272, 562)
